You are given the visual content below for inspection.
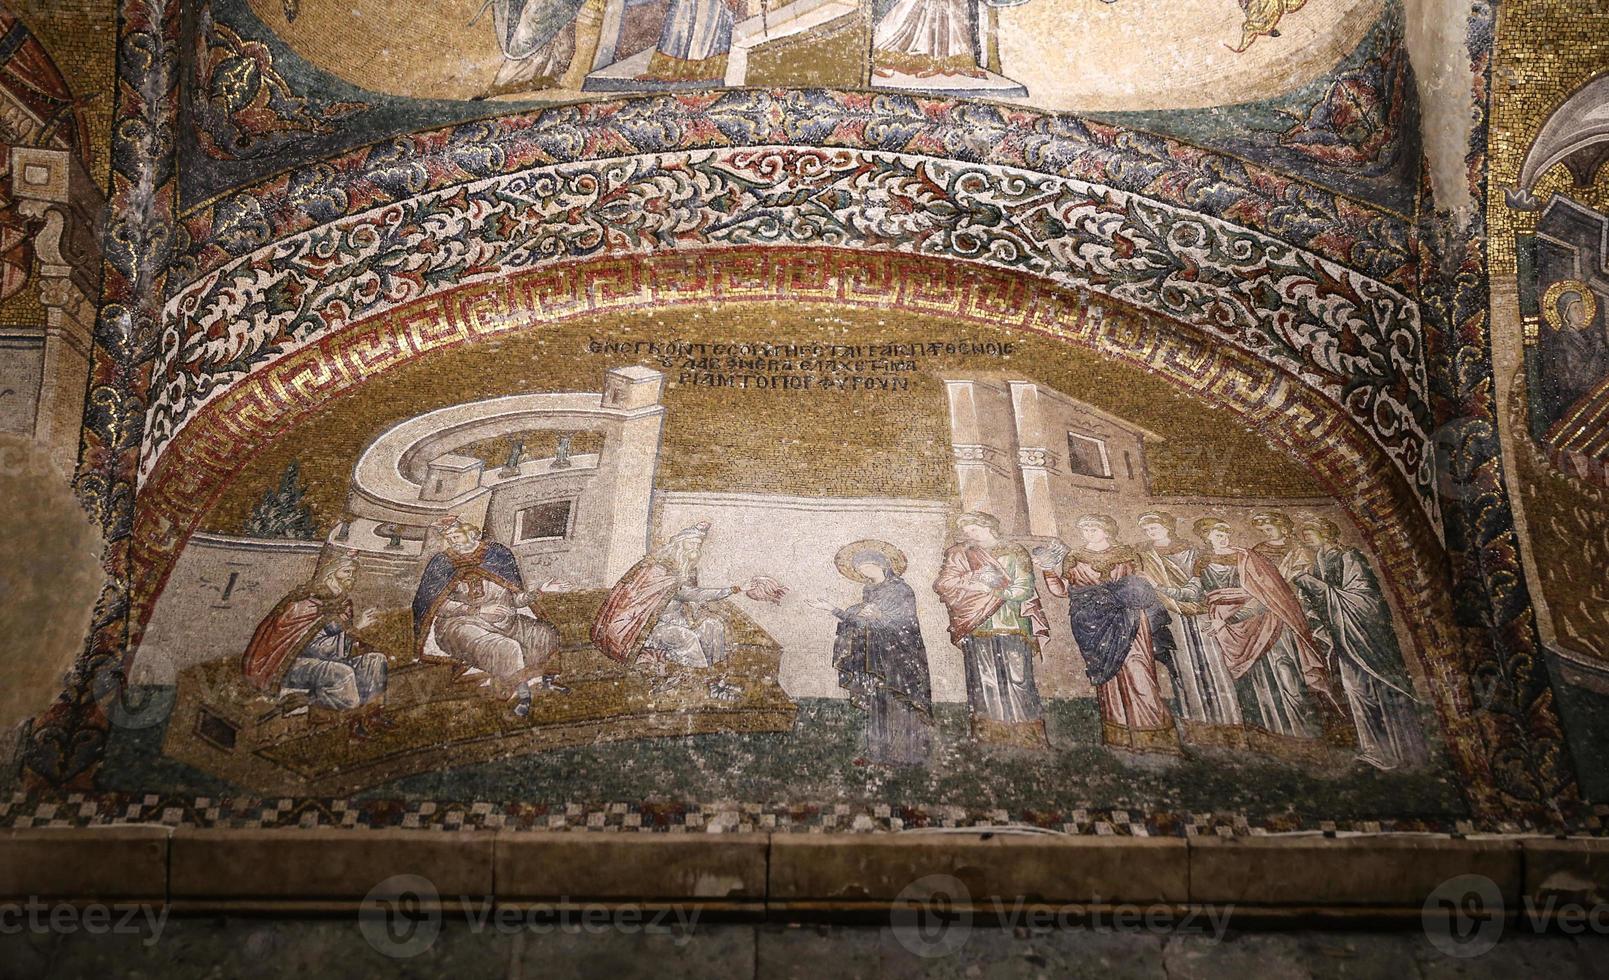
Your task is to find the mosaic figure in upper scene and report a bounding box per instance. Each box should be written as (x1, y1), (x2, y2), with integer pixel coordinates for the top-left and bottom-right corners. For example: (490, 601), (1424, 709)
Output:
(870, 0), (1034, 97)
(583, 0), (1044, 96)
(1543, 282), (1608, 413)
(1531, 279), (1609, 474)
(808, 540), (934, 767)
(592, 520), (787, 699)
(581, 0), (747, 91)
(240, 552), (393, 738)
(412, 515), (568, 717)
(645, 0), (742, 84)
(1038, 515), (1180, 754)
(1293, 518), (1428, 770)
(1135, 511), (1241, 730)
(247, 0), (1392, 111)
(475, 0), (588, 96)
(1162, 518), (1336, 740)
(1509, 193), (1609, 657)
(1516, 197), (1609, 487)
(933, 511), (1051, 748)
(872, 0), (992, 79)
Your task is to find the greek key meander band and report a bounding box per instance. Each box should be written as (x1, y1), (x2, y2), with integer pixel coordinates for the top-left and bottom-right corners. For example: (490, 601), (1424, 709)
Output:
(152, 147), (1434, 528)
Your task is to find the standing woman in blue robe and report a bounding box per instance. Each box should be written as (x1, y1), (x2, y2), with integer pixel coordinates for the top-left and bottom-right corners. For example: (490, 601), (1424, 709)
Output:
(809, 540), (934, 766)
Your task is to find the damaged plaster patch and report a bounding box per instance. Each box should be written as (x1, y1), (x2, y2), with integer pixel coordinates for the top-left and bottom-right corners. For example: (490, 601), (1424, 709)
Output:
(0, 435), (105, 732)
(1407, 0), (1479, 221)
(691, 873), (749, 897)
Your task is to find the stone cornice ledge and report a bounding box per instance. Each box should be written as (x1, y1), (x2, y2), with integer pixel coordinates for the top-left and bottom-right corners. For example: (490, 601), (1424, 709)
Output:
(2, 829), (1607, 924)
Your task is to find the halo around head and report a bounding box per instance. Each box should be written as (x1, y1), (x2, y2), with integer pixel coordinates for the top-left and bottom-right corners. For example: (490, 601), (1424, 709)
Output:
(834, 539), (908, 583)
(1542, 279), (1598, 331)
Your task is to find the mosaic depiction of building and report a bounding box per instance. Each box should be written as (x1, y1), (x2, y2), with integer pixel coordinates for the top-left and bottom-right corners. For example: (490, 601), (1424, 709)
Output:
(0, 0), (1603, 836)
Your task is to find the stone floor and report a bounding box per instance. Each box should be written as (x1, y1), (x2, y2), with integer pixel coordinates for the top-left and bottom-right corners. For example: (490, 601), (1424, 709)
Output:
(1, 917), (1605, 979)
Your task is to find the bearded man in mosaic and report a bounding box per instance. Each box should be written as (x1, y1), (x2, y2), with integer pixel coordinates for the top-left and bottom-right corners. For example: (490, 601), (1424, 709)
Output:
(593, 521), (786, 699)
(1293, 518), (1429, 770)
(240, 552), (391, 739)
(934, 511), (1051, 747)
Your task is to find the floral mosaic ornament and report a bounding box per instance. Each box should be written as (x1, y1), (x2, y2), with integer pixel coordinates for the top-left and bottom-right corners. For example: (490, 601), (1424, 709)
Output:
(1412, 0), (1578, 818)
(192, 6), (368, 161)
(17, 0), (1583, 838)
(28, 0), (183, 792)
(1278, 37), (1409, 173)
(170, 90), (1414, 283)
(156, 147), (1436, 526)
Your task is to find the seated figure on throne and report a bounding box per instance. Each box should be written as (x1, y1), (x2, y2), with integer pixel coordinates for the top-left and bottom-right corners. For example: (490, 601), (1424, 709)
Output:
(413, 516), (568, 717)
(241, 552), (392, 739)
(592, 521), (786, 699)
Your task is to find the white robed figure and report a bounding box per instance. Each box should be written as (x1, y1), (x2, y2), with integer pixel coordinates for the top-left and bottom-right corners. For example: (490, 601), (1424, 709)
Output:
(477, 0), (589, 96)
(872, 0), (1026, 80)
(1135, 512), (1241, 729)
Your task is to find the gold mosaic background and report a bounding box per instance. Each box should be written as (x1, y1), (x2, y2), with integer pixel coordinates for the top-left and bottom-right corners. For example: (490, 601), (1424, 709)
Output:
(1487, 3), (1609, 267)
(0, 1), (115, 326)
(204, 304), (1324, 534)
(1486, 0), (1609, 662)
(18, 0), (116, 185)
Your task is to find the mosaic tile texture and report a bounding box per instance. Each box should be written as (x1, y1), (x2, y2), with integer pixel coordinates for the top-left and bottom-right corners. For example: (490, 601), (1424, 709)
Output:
(0, 0), (1602, 839)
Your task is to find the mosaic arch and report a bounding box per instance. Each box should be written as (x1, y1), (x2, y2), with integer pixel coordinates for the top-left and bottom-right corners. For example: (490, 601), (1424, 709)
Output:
(122, 247), (1488, 822)
(6, 0), (1601, 839)
(139, 249), (1438, 635)
(157, 138), (1434, 517)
